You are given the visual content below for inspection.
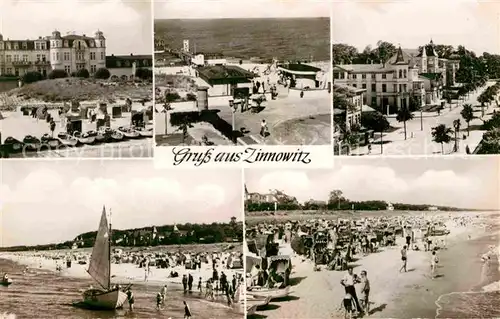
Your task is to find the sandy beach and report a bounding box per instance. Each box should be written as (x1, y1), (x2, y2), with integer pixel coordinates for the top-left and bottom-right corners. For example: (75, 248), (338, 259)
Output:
(247, 211), (500, 319)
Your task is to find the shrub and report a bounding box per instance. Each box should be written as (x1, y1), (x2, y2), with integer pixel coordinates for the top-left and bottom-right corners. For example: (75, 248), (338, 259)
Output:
(186, 93), (197, 101)
(165, 92), (181, 103)
(76, 69), (90, 78)
(135, 68), (153, 81)
(94, 68), (111, 80)
(22, 71), (43, 84)
(48, 69), (68, 79)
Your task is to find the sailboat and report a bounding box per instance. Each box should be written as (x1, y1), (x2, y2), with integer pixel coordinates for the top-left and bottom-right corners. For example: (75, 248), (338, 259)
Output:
(78, 206), (128, 310)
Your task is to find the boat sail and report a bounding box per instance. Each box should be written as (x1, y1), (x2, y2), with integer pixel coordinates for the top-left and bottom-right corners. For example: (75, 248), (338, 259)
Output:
(78, 206), (127, 310)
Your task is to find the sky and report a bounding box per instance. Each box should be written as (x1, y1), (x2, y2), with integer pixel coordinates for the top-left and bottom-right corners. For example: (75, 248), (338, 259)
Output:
(245, 157), (499, 211)
(332, 0), (500, 55)
(0, 0), (153, 55)
(0, 161), (242, 247)
(155, 0), (331, 19)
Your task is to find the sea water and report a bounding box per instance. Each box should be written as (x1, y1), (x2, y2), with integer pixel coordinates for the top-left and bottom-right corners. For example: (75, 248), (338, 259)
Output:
(0, 258), (239, 319)
(155, 18), (330, 61)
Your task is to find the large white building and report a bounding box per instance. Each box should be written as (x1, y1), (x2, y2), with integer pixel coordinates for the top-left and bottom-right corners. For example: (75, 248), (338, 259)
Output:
(0, 30), (106, 77)
(333, 40), (460, 115)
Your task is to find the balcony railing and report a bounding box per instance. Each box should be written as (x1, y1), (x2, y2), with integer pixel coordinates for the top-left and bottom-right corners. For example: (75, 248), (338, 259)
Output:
(12, 61), (31, 66)
(34, 60), (50, 65)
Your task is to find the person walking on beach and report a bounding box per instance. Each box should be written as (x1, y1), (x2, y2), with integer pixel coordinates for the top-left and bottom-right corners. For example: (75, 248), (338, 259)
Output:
(156, 292), (164, 310)
(340, 267), (363, 315)
(405, 233), (412, 249)
(430, 251), (439, 279)
(198, 277), (202, 293)
(183, 301), (192, 319)
(126, 288), (135, 311)
(188, 273), (193, 292)
(182, 274), (188, 293)
(161, 284), (168, 301)
(359, 270), (370, 314)
(400, 245), (408, 272)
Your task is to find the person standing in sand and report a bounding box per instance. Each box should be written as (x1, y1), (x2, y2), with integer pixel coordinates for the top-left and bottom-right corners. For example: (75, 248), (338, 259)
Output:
(358, 270), (370, 314)
(430, 251), (439, 279)
(340, 267), (363, 315)
(400, 245), (408, 272)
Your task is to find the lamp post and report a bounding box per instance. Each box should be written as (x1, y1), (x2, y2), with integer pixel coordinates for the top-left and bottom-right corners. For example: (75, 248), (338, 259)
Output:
(229, 98), (236, 144)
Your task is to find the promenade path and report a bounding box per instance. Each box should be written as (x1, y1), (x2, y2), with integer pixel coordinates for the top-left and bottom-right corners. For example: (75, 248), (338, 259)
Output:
(343, 82), (498, 156)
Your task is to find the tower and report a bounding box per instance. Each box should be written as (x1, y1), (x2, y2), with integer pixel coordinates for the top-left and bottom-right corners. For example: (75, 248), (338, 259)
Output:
(94, 30), (106, 69)
(49, 30), (63, 70)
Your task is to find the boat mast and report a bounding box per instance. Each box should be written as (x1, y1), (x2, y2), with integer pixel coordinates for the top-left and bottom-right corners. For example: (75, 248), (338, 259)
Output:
(108, 208), (112, 290)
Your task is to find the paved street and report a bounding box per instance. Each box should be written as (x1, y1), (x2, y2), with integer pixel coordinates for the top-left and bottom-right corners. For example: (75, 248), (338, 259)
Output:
(344, 82), (497, 156)
(217, 89), (331, 145)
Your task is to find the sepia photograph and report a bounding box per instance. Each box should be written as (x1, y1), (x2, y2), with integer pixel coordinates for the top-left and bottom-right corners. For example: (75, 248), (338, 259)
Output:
(0, 0), (154, 158)
(0, 161), (244, 318)
(244, 157), (500, 318)
(332, 1), (500, 156)
(154, 0), (331, 147)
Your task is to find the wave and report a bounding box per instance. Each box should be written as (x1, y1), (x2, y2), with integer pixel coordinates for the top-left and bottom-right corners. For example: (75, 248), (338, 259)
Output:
(435, 245), (500, 318)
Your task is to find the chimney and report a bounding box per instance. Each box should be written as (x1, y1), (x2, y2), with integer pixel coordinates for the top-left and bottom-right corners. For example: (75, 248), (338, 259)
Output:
(83, 34), (86, 37)
(130, 53), (133, 56)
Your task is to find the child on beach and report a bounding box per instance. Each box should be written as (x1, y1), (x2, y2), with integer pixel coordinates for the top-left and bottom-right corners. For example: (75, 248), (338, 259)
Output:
(341, 293), (355, 319)
(156, 292), (164, 310)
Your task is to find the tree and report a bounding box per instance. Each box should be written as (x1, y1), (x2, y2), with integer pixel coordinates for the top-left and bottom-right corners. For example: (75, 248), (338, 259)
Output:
(328, 190), (346, 207)
(396, 106), (414, 140)
(94, 68), (111, 80)
(361, 111), (390, 154)
(460, 104), (475, 136)
(431, 124), (453, 154)
(76, 68), (90, 78)
(341, 129), (359, 155)
(48, 69), (68, 79)
(375, 41), (397, 66)
(22, 71), (43, 84)
(331, 44), (358, 64)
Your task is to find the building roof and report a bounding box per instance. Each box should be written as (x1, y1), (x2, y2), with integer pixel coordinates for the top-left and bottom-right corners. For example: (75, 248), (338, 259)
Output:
(334, 64), (392, 73)
(106, 54), (153, 68)
(333, 83), (365, 94)
(417, 40), (438, 57)
(197, 65), (256, 81)
(278, 63), (321, 73)
(387, 49), (417, 67)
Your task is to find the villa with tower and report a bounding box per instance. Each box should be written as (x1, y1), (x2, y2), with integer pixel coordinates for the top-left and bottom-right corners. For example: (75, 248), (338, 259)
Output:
(0, 30), (106, 77)
(333, 40), (460, 117)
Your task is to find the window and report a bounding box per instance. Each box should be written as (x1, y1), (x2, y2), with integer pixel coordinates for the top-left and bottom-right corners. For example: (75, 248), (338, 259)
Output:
(143, 59), (148, 66)
(6, 68), (12, 74)
(362, 83), (366, 89)
(13, 55), (19, 62)
(41, 55), (46, 62)
(382, 73), (386, 79)
(399, 70), (402, 78)
(64, 66), (71, 74)
(403, 84), (407, 92)
(64, 41), (69, 48)
(13, 43), (19, 50)
(100, 40), (104, 47)
(64, 52), (70, 61)
(36, 54), (41, 62)
(35, 43), (40, 50)
(90, 52), (95, 60)
(371, 83), (376, 91)
(22, 55), (28, 62)
(22, 42), (27, 50)
(393, 84), (397, 92)
(6, 42), (11, 50)
(6, 55), (11, 62)
(41, 43), (46, 50)
(371, 96), (377, 106)
(362, 73), (366, 79)
(382, 84), (387, 92)
(100, 52), (104, 60)
(56, 52), (60, 60)
(352, 84), (357, 88)
(399, 84), (403, 92)
(91, 65), (96, 73)
(403, 69), (407, 78)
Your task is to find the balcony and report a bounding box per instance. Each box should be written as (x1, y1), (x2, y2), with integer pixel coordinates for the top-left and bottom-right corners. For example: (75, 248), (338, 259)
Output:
(12, 61), (32, 67)
(34, 60), (50, 66)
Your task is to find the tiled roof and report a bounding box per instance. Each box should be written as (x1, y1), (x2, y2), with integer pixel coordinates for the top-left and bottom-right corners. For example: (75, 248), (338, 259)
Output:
(106, 54), (153, 68)
(278, 63), (321, 72)
(198, 65), (256, 80)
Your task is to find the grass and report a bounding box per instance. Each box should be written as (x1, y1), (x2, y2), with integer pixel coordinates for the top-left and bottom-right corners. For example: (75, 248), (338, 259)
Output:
(3, 78), (152, 106)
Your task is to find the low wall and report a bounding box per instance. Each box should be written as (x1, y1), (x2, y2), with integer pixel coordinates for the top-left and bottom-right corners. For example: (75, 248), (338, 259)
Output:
(287, 88), (330, 99)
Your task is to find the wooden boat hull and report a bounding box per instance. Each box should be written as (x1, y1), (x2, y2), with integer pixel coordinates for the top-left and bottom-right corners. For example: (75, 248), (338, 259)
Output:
(78, 137), (96, 145)
(122, 131), (140, 139)
(1, 279), (13, 286)
(247, 287), (290, 301)
(80, 288), (127, 310)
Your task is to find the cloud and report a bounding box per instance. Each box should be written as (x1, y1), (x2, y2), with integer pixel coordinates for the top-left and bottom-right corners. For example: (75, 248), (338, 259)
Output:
(248, 161), (498, 210)
(1, 165), (240, 247)
(1, 0), (152, 54)
(331, 0), (499, 54)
